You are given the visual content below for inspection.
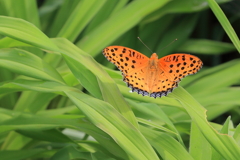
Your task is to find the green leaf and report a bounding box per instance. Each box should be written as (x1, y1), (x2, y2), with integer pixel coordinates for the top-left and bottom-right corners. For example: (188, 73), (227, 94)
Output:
(82, 0), (129, 36)
(177, 39), (236, 55)
(206, 0), (240, 53)
(137, 117), (177, 135)
(17, 129), (74, 143)
(57, 0), (106, 42)
(77, 0), (169, 57)
(0, 49), (65, 84)
(186, 59), (240, 96)
(0, 149), (45, 160)
(0, 16), (59, 52)
(169, 86), (240, 160)
(50, 146), (91, 160)
(189, 121), (212, 160)
(65, 90), (159, 160)
(52, 38), (138, 127)
(141, 126), (194, 160)
(0, 0), (40, 28)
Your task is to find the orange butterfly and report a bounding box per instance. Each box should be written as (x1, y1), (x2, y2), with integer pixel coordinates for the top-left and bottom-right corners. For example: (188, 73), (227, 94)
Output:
(103, 46), (203, 98)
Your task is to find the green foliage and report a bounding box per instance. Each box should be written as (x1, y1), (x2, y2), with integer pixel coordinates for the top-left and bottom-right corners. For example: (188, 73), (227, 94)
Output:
(0, 0), (239, 160)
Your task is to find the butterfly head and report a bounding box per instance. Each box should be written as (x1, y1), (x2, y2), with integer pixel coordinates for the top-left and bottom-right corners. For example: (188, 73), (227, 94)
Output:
(150, 53), (158, 59)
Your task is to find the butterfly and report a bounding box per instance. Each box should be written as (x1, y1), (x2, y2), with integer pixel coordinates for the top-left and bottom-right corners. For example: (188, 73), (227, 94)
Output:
(102, 46), (203, 98)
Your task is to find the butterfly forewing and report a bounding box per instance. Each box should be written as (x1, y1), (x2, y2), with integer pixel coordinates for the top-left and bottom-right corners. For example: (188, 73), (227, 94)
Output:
(103, 46), (149, 75)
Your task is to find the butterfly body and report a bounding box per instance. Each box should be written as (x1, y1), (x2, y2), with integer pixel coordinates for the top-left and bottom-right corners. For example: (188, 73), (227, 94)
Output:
(103, 46), (203, 98)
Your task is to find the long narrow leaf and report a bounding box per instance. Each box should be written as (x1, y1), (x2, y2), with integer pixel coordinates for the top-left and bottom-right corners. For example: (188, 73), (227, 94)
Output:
(206, 0), (240, 53)
(169, 86), (240, 160)
(0, 16), (59, 52)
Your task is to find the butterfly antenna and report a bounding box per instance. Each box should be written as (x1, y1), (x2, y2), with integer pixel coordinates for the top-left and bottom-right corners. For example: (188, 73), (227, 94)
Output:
(159, 38), (178, 51)
(137, 37), (153, 53)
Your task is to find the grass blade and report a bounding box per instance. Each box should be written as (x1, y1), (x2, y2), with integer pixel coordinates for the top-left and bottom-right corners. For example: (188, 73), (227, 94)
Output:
(0, 49), (65, 84)
(52, 38), (138, 127)
(77, 0), (168, 56)
(206, 0), (240, 53)
(0, 16), (59, 51)
(169, 86), (240, 160)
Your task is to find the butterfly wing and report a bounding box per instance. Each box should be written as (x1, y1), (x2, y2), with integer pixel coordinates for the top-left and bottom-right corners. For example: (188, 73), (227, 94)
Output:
(146, 53), (202, 98)
(152, 53), (203, 97)
(159, 53), (203, 80)
(103, 46), (149, 75)
(103, 46), (151, 95)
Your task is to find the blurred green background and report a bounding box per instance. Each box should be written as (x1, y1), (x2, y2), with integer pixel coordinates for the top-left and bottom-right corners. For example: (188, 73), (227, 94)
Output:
(0, 0), (239, 160)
